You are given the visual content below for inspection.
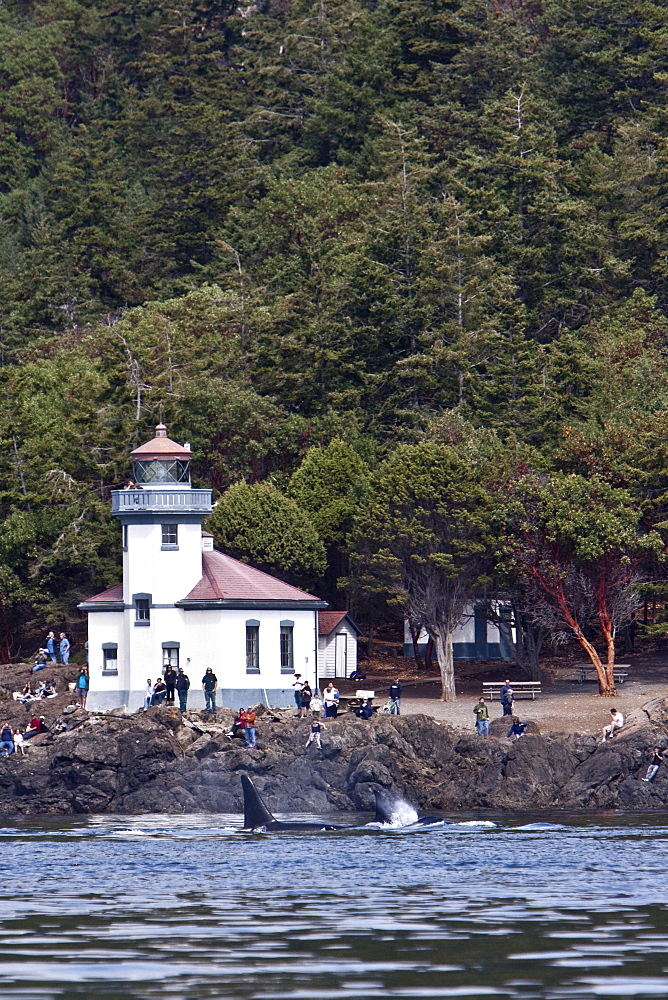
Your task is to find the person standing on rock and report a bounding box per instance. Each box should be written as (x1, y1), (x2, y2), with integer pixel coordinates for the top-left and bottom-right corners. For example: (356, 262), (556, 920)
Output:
(202, 668), (218, 713)
(642, 747), (664, 782)
(300, 682), (312, 719)
(59, 632), (71, 665)
(175, 668), (190, 711)
(310, 693), (323, 718)
(305, 717), (323, 750)
(292, 674), (304, 716)
(473, 698), (490, 737)
(244, 707), (257, 749)
(45, 631), (57, 664)
(600, 708), (624, 742)
(388, 679), (402, 715)
(322, 682), (339, 719)
(499, 680), (514, 716)
(164, 664), (177, 704)
(144, 678), (153, 711)
(76, 668), (89, 709)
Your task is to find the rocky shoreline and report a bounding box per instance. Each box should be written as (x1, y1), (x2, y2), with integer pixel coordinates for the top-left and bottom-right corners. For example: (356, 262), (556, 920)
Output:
(1, 695), (668, 815)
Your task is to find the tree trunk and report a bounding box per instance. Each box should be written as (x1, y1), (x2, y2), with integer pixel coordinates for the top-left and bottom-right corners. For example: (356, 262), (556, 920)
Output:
(425, 636), (434, 671)
(531, 571), (616, 696)
(597, 591), (618, 696)
(408, 622), (424, 671)
(556, 594), (616, 696)
(432, 629), (456, 701)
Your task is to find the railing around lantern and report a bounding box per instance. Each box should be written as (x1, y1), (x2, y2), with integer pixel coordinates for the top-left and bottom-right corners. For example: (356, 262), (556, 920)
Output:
(111, 489), (213, 514)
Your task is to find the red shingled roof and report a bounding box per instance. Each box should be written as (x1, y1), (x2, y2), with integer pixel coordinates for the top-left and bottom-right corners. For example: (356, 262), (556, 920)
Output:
(318, 611), (348, 635)
(183, 550), (320, 602)
(85, 583), (123, 603)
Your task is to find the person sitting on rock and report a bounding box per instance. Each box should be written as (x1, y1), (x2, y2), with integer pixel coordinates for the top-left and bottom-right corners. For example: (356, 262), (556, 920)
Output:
(151, 677), (167, 707)
(13, 729), (26, 756)
(24, 716), (46, 739)
(355, 698), (374, 720)
(507, 719), (527, 739)
(0, 723), (14, 756)
(600, 708), (624, 743)
(642, 747), (664, 783)
(227, 709), (246, 740)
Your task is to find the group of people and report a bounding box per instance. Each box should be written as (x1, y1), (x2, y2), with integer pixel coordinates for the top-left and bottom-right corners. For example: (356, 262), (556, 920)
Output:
(292, 675), (403, 721)
(472, 697), (527, 739)
(18, 680), (57, 703)
(40, 632), (72, 666)
(144, 667), (191, 711)
(0, 716), (48, 757)
(227, 708), (257, 749)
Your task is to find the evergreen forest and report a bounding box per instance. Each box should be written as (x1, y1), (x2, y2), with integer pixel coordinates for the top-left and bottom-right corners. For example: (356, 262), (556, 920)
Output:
(2, 0), (668, 694)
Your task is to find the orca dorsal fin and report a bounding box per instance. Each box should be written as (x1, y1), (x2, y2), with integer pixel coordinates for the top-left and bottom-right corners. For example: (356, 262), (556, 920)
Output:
(374, 789), (395, 824)
(242, 774), (276, 829)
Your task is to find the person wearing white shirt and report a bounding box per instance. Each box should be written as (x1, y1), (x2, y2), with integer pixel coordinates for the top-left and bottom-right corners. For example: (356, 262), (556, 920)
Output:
(144, 679), (153, 712)
(601, 708), (624, 743)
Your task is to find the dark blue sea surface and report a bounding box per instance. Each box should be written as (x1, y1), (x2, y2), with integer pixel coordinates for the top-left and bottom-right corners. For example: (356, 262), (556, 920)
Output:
(0, 810), (667, 998)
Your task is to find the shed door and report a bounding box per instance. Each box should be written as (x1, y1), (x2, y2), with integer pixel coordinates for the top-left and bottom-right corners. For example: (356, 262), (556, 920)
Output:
(335, 632), (348, 678)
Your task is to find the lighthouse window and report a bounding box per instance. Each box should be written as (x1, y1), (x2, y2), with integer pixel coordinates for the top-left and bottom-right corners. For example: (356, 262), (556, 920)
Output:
(102, 644), (118, 675)
(280, 624), (294, 674)
(246, 623), (260, 674)
(161, 524), (178, 548)
(134, 597), (151, 625)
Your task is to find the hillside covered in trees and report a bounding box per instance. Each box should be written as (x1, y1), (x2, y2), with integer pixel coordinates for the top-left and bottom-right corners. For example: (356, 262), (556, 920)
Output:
(2, 0), (668, 693)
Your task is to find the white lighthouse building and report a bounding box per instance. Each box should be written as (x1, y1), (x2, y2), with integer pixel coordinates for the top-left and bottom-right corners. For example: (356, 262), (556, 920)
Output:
(79, 425), (327, 711)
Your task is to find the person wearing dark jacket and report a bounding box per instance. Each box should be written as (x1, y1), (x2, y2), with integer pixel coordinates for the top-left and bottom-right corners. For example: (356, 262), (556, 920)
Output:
(388, 680), (402, 715)
(507, 719), (527, 739)
(356, 698), (374, 720)
(175, 668), (190, 711)
(499, 680), (514, 716)
(0, 725), (14, 756)
(164, 665), (177, 704)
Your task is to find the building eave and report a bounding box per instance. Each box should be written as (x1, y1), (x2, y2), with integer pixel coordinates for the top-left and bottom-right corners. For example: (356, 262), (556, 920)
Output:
(77, 601), (124, 613)
(175, 599), (329, 611)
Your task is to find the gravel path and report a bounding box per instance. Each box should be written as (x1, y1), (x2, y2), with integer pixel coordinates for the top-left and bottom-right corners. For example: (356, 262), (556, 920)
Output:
(400, 678), (668, 736)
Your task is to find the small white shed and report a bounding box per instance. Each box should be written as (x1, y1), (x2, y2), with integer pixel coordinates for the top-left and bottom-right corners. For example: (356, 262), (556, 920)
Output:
(318, 611), (361, 680)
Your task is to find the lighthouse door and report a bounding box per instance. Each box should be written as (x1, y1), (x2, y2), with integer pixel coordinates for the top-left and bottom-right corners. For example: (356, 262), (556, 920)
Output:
(335, 632), (347, 678)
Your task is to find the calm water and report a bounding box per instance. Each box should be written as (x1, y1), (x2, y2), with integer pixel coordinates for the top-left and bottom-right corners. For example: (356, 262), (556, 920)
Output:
(0, 810), (667, 999)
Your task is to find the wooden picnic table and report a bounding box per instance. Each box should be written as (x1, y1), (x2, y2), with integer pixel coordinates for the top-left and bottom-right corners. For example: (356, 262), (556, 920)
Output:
(482, 680), (542, 701)
(573, 664), (630, 684)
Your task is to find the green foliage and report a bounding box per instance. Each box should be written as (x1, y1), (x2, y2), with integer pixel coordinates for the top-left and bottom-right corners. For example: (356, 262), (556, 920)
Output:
(206, 480), (326, 587)
(3, 0), (668, 655)
(353, 437), (501, 697)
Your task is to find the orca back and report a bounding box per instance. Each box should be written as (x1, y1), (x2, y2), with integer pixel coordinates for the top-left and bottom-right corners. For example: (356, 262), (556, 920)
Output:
(242, 774), (276, 829)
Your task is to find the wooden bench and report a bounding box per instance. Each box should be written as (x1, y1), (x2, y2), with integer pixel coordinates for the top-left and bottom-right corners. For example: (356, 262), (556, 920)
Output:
(573, 664), (629, 684)
(482, 681), (542, 701)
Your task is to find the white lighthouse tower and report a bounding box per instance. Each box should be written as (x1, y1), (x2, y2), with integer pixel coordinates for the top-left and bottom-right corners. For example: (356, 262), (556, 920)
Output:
(80, 425), (329, 712)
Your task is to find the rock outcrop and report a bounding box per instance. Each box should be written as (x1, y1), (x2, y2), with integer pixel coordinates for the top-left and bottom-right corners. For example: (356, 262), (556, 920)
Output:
(0, 700), (667, 815)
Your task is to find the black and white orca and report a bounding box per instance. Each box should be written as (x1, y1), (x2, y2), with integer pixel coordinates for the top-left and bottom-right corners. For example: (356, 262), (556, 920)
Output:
(241, 774), (448, 832)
